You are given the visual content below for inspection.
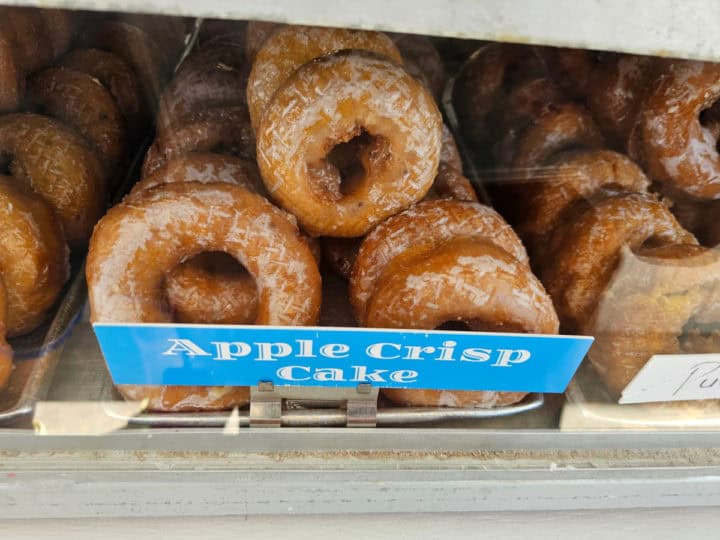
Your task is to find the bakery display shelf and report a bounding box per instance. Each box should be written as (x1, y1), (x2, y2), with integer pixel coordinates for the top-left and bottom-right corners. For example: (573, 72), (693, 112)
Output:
(3, 0), (720, 62)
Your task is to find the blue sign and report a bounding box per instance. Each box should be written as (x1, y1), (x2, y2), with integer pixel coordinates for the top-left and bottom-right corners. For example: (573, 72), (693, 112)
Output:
(93, 324), (593, 393)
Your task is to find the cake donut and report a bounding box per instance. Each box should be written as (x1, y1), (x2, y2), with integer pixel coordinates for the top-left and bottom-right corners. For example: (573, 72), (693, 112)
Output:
(257, 51), (442, 237)
(142, 105), (256, 177)
(367, 238), (559, 408)
(0, 176), (69, 337)
(60, 48), (146, 135)
(350, 199), (529, 324)
(637, 60), (720, 199)
(0, 114), (105, 250)
(27, 67), (127, 173)
(587, 243), (720, 396)
(87, 182), (322, 411)
(534, 46), (596, 99)
(542, 192), (697, 331)
(0, 278), (12, 390)
(156, 40), (249, 132)
(517, 149), (651, 257)
(247, 25), (402, 131)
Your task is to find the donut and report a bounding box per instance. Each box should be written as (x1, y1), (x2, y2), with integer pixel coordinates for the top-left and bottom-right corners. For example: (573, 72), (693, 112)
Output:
(366, 238), (558, 408)
(587, 243), (720, 396)
(0, 32), (24, 112)
(426, 163), (478, 202)
(542, 192), (697, 331)
(638, 60), (720, 199)
(79, 21), (171, 111)
(198, 19), (246, 47)
(142, 105), (256, 177)
(257, 51), (441, 237)
(535, 46), (596, 98)
(87, 182), (322, 411)
(451, 43), (544, 151)
(156, 41), (249, 132)
(440, 124), (463, 172)
(0, 278), (12, 390)
(584, 55), (654, 148)
(247, 25), (402, 131)
(0, 176), (69, 337)
(391, 33), (446, 99)
(0, 8), (52, 73)
(39, 9), (74, 60)
(245, 21), (284, 63)
(516, 149), (651, 257)
(0, 114), (105, 250)
(350, 199), (529, 324)
(112, 13), (189, 60)
(60, 48), (146, 135)
(27, 67), (127, 174)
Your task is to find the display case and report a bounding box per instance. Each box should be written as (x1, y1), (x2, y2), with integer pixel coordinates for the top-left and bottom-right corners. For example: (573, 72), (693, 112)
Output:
(0, 0), (719, 521)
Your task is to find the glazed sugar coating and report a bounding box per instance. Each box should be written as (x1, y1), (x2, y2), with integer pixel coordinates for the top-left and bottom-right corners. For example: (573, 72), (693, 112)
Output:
(0, 278), (12, 391)
(60, 48), (146, 134)
(27, 67), (127, 172)
(517, 149), (651, 256)
(585, 54), (658, 148)
(245, 21), (284, 63)
(87, 182), (321, 412)
(366, 238), (558, 409)
(0, 114), (105, 250)
(257, 51), (441, 237)
(0, 176), (69, 336)
(247, 25), (402, 131)
(86, 181), (321, 325)
(142, 105), (256, 177)
(0, 33), (24, 112)
(587, 244), (720, 396)
(156, 41), (249, 132)
(511, 103), (605, 168)
(166, 252), (258, 325)
(350, 199), (529, 323)
(542, 192), (697, 332)
(79, 21), (170, 111)
(639, 60), (720, 199)
(130, 152), (264, 198)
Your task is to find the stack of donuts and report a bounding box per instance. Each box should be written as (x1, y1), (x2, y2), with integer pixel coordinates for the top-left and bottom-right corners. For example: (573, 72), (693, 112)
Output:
(453, 43), (720, 397)
(86, 23), (560, 412)
(0, 11), (188, 392)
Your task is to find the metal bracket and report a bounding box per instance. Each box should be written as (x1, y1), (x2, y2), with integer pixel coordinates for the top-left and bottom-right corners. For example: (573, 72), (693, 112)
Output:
(249, 382), (379, 428)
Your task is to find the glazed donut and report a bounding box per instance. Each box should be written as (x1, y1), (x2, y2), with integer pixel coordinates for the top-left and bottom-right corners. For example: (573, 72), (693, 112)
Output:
(27, 67), (127, 174)
(638, 60), (720, 199)
(142, 105), (256, 177)
(0, 114), (105, 250)
(534, 46), (596, 99)
(542, 192), (697, 331)
(0, 32), (23, 112)
(39, 9), (74, 60)
(247, 25), (402, 131)
(585, 54), (661, 148)
(60, 48), (146, 135)
(157, 41), (249, 132)
(79, 21), (171, 111)
(451, 43), (544, 151)
(516, 149), (651, 257)
(587, 243), (720, 396)
(350, 199), (529, 323)
(0, 278), (12, 390)
(366, 238), (558, 408)
(245, 21), (284, 63)
(391, 33), (446, 100)
(257, 51), (441, 237)
(0, 176), (69, 337)
(87, 182), (322, 411)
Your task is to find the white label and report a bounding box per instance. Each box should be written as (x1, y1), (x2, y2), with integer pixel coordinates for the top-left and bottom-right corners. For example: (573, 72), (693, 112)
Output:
(619, 354), (720, 404)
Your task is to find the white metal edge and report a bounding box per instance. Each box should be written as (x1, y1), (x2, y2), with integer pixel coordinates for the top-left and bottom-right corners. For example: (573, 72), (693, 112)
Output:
(2, 0), (720, 61)
(2, 466), (720, 518)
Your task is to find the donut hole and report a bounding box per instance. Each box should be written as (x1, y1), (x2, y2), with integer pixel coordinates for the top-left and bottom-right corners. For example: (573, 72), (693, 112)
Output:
(435, 318), (527, 333)
(308, 129), (390, 200)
